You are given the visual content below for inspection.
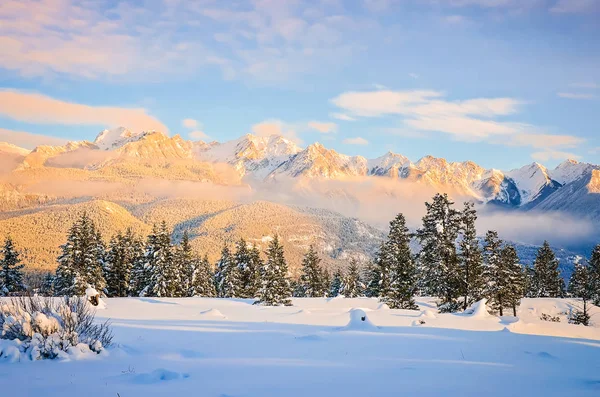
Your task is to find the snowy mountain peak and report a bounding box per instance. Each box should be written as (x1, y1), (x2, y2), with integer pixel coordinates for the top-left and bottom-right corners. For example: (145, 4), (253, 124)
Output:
(551, 159), (598, 185)
(0, 142), (30, 156)
(94, 127), (146, 150)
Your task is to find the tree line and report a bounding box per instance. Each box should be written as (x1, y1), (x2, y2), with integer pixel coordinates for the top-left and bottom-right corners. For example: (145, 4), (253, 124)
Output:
(1, 194), (599, 318)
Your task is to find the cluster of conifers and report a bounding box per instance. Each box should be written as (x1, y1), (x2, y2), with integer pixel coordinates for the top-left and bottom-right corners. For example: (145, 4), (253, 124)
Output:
(1, 194), (599, 318)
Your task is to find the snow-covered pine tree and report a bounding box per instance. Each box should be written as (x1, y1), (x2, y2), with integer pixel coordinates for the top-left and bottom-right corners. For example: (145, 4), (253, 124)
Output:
(329, 269), (343, 297)
(320, 268), (331, 298)
(372, 242), (391, 297)
(190, 255), (217, 298)
(382, 213), (418, 309)
(363, 261), (381, 297)
(502, 245), (525, 317)
(340, 258), (364, 298)
(54, 219), (80, 296)
(175, 230), (195, 297)
(104, 229), (140, 297)
(54, 213), (106, 296)
(40, 272), (55, 296)
(256, 235), (292, 306)
(416, 193), (461, 312)
(149, 221), (177, 297)
(458, 202), (485, 310)
(531, 241), (565, 298)
(298, 245), (324, 297)
(482, 230), (503, 311)
(0, 236), (26, 296)
(214, 245), (240, 298)
(589, 244), (600, 306)
(131, 224), (158, 296)
(234, 238), (255, 298)
(247, 246), (263, 297)
(492, 245), (525, 316)
(568, 262), (593, 326)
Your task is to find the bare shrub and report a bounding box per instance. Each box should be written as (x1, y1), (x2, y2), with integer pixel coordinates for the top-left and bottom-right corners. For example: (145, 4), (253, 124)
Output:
(0, 296), (112, 360)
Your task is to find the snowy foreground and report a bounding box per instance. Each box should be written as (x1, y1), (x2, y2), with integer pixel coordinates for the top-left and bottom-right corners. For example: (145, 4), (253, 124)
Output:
(2, 297), (600, 397)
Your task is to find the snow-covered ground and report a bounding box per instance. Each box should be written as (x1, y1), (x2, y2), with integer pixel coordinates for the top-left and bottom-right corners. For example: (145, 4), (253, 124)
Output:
(2, 297), (600, 397)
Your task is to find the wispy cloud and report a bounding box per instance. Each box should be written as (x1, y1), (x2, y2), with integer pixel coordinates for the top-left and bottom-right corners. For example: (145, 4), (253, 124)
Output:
(343, 137), (369, 145)
(189, 130), (210, 141)
(308, 121), (338, 134)
(569, 82), (599, 89)
(182, 119), (199, 129)
(557, 92), (597, 100)
(550, 0), (600, 14)
(251, 119), (302, 144)
(0, 89), (167, 133)
(331, 88), (585, 159)
(0, 128), (67, 149)
(531, 150), (581, 162)
(330, 113), (356, 121)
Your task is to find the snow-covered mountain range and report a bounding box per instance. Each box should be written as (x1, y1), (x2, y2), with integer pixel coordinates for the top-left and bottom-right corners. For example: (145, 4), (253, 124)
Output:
(2, 127), (599, 221)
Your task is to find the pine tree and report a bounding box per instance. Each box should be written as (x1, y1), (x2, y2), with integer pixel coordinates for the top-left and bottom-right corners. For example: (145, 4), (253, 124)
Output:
(531, 241), (565, 298)
(214, 245), (240, 298)
(298, 245), (324, 297)
(54, 213), (106, 296)
(568, 263), (593, 326)
(149, 221), (177, 297)
(234, 238), (255, 298)
(329, 269), (343, 297)
(382, 213), (418, 309)
(416, 193), (461, 312)
(175, 230), (195, 297)
(340, 259), (364, 298)
(372, 242), (391, 297)
(189, 254), (216, 297)
(458, 202), (485, 310)
(502, 245), (525, 317)
(256, 235), (292, 306)
(131, 224), (158, 296)
(482, 230), (503, 309)
(104, 228), (141, 297)
(589, 244), (600, 306)
(40, 272), (55, 296)
(0, 236), (26, 296)
(364, 262), (381, 297)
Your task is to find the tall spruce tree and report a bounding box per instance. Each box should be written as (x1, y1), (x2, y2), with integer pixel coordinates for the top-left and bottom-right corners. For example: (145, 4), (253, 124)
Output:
(589, 244), (600, 306)
(234, 238), (255, 298)
(416, 193), (461, 312)
(372, 242), (391, 298)
(298, 245), (324, 297)
(381, 213), (418, 309)
(458, 202), (485, 310)
(340, 259), (364, 298)
(531, 241), (565, 298)
(329, 269), (343, 297)
(131, 224), (157, 296)
(40, 272), (55, 296)
(0, 236), (26, 296)
(256, 235), (292, 306)
(214, 245), (240, 298)
(54, 213), (106, 296)
(482, 230), (503, 309)
(175, 230), (195, 297)
(568, 263), (593, 326)
(104, 228), (141, 297)
(502, 245), (525, 317)
(147, 222), (177, 297)
(188, 254), (216, 297)
(364, 261), (381, 297)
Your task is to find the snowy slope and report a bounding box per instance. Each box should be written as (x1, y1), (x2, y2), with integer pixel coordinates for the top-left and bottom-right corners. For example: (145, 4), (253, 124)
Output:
(2, 297), (599, 397)
(507, 162), (561, 206)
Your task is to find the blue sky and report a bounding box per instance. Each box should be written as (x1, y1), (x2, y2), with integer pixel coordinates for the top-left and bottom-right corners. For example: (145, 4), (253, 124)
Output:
(0, 0), (598, 170)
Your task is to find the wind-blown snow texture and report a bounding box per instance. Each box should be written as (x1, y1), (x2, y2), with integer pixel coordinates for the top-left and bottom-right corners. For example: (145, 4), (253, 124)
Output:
(1, 297), (599, 397)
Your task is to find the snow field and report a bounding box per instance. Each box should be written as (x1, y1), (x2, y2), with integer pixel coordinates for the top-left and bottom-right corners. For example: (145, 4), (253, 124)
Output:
(1, 297), (600, 397)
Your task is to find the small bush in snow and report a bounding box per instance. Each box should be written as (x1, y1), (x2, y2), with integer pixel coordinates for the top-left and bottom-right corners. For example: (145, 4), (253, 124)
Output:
(569, 310), (591, 326)
(539, 313), (560, 323)
(0, 296), (112, 360)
